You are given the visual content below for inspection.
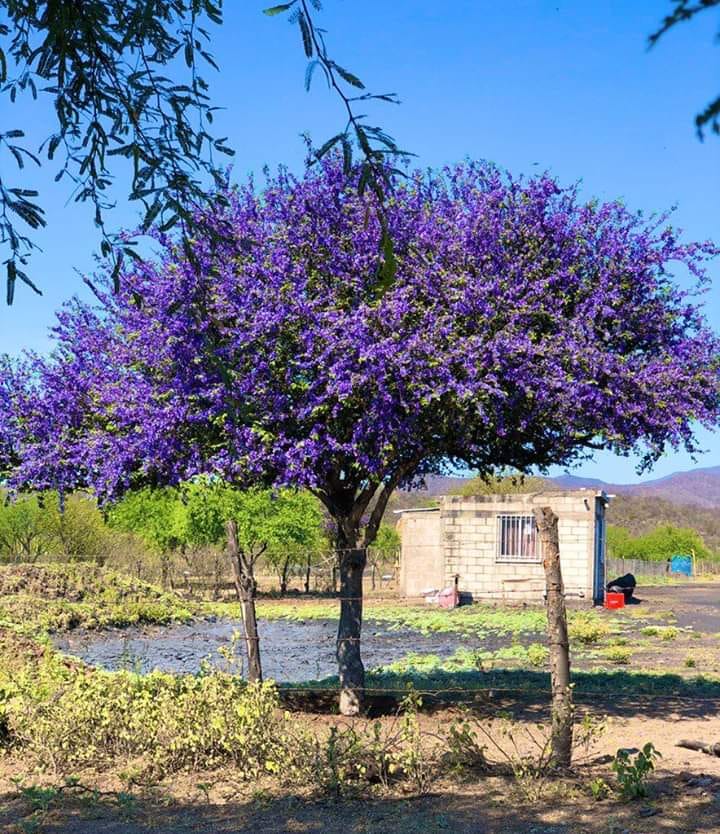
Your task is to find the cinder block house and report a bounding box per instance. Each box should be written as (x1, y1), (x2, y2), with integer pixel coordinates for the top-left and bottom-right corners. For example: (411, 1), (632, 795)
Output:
(396, 490), (608, 605)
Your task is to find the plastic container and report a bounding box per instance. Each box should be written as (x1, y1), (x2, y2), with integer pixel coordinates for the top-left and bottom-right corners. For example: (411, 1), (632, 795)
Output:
(604, 592), (625, 610)
(438, 586), (460, 609)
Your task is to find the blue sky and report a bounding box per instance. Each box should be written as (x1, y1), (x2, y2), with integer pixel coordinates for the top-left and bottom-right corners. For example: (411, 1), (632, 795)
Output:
(1, 1), (718, 483)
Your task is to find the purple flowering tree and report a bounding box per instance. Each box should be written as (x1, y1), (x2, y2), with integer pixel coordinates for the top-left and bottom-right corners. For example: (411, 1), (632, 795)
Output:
(3, 159), (719, 714)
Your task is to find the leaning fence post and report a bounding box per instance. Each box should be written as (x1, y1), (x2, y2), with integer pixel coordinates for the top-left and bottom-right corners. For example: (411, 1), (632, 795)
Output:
(226, 519), (262, 683)
(534, 506), (573, 770)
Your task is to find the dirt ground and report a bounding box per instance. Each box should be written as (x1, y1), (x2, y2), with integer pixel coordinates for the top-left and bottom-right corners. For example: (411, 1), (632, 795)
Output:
(637, 584), (720, 633)
(3, 704), (720, 834)
(4, 582), (720, 833)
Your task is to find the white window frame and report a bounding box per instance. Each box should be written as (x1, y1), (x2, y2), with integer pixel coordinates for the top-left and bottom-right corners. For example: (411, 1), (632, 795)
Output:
(496, 514), (542, 564)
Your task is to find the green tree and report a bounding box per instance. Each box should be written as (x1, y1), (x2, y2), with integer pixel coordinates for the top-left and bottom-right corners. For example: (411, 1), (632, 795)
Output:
(40, 492), (112, 559)
(108, 487), (187, 586)
(0, 492), (52, 559)
(450, 471), (549, 497)
(607, 525), (634, 560)
(182, 480), (324, 680)
(607, 523), (710, 562)
(182, 481), (324, 594)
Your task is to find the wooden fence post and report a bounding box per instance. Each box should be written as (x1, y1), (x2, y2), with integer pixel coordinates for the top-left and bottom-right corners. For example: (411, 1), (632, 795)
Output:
(534, 506), (573, 770)
(226, 519), (262, 683)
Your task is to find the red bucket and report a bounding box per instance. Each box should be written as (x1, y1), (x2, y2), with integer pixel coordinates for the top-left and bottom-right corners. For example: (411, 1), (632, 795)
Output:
(604, 592), (625, 610)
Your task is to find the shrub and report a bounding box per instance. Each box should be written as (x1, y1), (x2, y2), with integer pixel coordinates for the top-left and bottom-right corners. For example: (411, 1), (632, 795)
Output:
(612, 743), (660, 799)
(526, 643), (549, 667)
(8, 670), (289, 777)
(569, 612), (611, 644)
(602, 647), (632, 665)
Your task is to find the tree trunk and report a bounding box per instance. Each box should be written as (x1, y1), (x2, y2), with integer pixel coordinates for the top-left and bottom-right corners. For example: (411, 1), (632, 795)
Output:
(304, 552), (312, 594)
(227, 520), (262, 683)
(279, 556), (291, 596)
(534, 506), (573, 769)
(337, 546), (367, 716)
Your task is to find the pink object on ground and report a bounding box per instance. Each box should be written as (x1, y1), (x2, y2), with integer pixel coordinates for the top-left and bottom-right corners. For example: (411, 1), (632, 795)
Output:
(438, 586), (460, 609)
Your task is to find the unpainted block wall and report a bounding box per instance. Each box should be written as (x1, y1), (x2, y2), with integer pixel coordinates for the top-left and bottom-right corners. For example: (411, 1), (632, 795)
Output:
(442, 492), (597, 602)
(397, 490), (602, 603)
(397, 509), (444, 597)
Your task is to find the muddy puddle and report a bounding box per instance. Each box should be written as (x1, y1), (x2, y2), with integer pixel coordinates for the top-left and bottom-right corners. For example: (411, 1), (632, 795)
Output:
(53, 617), (518, 682)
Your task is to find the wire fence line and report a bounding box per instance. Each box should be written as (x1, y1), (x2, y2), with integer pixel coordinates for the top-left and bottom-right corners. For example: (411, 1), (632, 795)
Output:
(607, 555), (720, 579)
(6, 553), (720, 704)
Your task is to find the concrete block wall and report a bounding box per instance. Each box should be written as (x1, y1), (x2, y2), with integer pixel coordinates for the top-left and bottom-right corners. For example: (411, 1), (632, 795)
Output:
(397, 508), (445, 597)
(440, 492), (598, 602)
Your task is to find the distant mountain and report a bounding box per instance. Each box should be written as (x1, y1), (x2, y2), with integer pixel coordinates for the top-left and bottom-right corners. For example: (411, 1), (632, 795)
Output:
(553, 466), (720, 509)
(390, 466), (720, 514)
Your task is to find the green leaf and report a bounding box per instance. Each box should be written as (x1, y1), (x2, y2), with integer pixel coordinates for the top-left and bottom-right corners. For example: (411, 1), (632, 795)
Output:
(315, 133), (343, 159)
(263, 3), (295, 16)
(6, 261), (16, 305)
(305, 59), (319, 91)
(331, 62), (365, 89)
(298, 12), (313, 58)
(375, 228), (397, 297)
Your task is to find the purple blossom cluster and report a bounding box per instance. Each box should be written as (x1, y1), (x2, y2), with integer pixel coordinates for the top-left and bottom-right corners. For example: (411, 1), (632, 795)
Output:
(2, 158), (719, 545)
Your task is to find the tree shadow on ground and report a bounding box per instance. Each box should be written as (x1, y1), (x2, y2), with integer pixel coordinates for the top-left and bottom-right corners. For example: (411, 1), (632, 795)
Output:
(3, 774), (720, 834)
(281, 668), (720, 721)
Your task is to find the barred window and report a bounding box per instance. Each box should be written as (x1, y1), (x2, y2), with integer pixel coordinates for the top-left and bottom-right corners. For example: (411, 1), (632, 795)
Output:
(497, 515), (541, 563)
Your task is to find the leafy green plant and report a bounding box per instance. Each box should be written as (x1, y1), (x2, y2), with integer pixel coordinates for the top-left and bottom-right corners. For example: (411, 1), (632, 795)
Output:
(527, 643), (549, 667)
(612, 743), (660, 799)
(569, 612), (611, 645)
(603, 647), (632, 665)
(588, 776), (610, 800)
(444, 715), (488, 775)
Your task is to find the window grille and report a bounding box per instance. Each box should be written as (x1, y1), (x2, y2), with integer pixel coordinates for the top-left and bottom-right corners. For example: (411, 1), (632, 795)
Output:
(497, 514), (541, 563)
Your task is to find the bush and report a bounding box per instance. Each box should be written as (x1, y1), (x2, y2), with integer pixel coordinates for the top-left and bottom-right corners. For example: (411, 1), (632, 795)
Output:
(569, 612), (611, 645)
(9, 671), (288, 777)
(612, 743), (660, 799)
(526, 643), (549, 667)
(602, 647), (632, 665)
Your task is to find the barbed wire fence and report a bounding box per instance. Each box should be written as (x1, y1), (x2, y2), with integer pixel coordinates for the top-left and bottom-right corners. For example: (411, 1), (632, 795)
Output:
(4, 545), (720, 706)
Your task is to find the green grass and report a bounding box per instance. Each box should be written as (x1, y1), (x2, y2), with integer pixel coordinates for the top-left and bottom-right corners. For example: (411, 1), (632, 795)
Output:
(255, 599), (622, 643)
(257, 599), (551, 636)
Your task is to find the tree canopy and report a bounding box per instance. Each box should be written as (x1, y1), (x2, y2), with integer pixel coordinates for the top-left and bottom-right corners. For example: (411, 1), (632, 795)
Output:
(0, 1), (402, 305)
(109, 480), (324, 557)
(608, 523), (711, 562)
(3, 155), (719, 710)
(4, 158), (718, 516)
(449, 471), (549, 498)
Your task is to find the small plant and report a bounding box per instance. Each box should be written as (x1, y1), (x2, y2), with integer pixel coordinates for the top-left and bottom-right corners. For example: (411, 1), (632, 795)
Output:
(612, 743), (660, 799)
(603, 647), (632, 665)
(685, 656), (696, 668)
(526, 643), (549, 668)
(569, 612), (611, 645)
(19, 785), (60, 812)
(641, 625), (678, 641)
(588, 776), (610, 800)
(444, 714), (488, 775)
